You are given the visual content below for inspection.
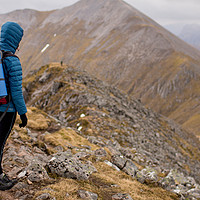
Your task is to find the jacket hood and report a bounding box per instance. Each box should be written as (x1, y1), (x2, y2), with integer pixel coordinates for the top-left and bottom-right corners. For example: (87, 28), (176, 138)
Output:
(0, 22), (24, 53)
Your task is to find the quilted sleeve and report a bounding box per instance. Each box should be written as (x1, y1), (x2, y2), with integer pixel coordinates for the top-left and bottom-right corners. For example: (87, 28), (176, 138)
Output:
(4, 56), (27, 115)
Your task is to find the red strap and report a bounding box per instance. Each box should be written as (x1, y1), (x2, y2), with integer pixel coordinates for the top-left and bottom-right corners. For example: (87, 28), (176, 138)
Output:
(0, 97), (7, 104)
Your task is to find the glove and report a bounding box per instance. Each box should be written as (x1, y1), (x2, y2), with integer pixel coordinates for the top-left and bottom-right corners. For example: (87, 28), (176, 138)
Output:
(19, 114), (28, 128)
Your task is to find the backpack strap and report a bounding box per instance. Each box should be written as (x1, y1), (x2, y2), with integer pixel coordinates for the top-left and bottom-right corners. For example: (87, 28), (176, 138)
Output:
(2, 51), (19, 60)
(1, 50), (18, 99)
(0, 101), (10, 122)
(0, 51), (18, 123)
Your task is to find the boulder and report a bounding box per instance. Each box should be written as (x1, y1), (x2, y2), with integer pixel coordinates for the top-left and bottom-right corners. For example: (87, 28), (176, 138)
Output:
(136, 167), (158, 184)
(122, 160), (138, 177)
(160, 169), (197, 191)
(186, 188), (200, 199)
(46, 151), (97, 180)
(26, 162), (50, 182)
(78, 190), (98, 200)
(111, 155), (138, 177)
(36, 193), (56, 200)
(94, 148), (107, 158)
(111, 155), (126, 169)
(112, 193), (133, 200)
(36, 193), (51, 200)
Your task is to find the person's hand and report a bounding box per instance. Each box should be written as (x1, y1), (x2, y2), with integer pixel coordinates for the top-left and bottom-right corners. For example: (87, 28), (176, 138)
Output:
(19, 114), (28, 128)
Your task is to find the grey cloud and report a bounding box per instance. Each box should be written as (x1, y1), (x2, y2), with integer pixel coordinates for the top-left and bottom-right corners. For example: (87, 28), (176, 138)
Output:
(0, 0), (79, 14)
(125, 0), (200, 24)
(0, 0), (200, 25)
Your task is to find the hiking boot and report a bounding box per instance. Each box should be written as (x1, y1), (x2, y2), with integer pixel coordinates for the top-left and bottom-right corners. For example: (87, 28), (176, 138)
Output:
(0, 173), (17, 191)
(1, 173), (18, 184)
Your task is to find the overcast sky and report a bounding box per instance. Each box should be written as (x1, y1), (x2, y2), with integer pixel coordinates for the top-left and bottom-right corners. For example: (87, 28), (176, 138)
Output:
(0, 0), (199, 26)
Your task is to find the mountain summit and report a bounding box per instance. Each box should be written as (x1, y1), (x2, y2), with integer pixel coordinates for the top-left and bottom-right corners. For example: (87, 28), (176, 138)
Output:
(0, 0), (200, 136)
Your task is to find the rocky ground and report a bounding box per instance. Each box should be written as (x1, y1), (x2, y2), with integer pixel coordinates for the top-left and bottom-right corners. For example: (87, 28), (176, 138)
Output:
(0, 107), (180, 200)
(0, 63), (199, 199)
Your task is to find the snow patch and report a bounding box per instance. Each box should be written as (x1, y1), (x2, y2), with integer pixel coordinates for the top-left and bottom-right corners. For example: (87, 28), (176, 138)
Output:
(78, 126), (82, 131)
(17, 171), (27, 179)
(50, 157), (56, 162)
(80, 114), (85, 118)
(41, 44), (50, 53)
(104, 160), (120, 171)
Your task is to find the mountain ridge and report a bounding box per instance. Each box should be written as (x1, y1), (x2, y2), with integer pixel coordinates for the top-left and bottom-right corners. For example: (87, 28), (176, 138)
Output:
(11, 61), (198, 199)
(23, 63), (200, 179)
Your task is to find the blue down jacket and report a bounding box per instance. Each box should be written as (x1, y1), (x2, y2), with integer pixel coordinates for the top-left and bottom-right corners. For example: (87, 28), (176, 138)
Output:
(0, 22), (27, 115)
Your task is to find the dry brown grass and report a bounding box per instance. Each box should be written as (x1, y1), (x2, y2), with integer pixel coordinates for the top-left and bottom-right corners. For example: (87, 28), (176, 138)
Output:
(44, 128), (99, 151)
(15, 107), (51, 131)
(93, 162), (179, 200)
(183, 113), (200, 137)
(27, 107), (51, 130)
(35, 162), (179, 200)
(35, 178), (81, 200)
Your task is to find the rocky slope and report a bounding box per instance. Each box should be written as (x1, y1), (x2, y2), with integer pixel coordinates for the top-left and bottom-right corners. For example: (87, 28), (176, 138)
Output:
(1, 0), (200, 137)
(2, 62), (196, 199)
(0, 107), (181, 200)
(0, 63), (199, 199)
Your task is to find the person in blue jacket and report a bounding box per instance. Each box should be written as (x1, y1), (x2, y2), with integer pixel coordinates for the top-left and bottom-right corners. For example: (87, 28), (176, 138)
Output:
(0, 22), (28, 190)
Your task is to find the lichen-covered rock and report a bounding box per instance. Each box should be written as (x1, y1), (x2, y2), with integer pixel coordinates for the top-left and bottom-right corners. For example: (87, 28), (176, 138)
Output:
(78, 190), (98, 200)
(136, 167), (158, 184)
(110, 155), (138, 177)
(74, 152), (91, 159)
(36, 193), (51, 200)
(46, 151), (97, 180)
(122, 160), (138, 178)
(112, 193), (133, 200)
(87, 136), (106, 147)
(49, 150), (73, 161)
(160, 169), (197, 191)
(186, 188), (200, 199)
(104, 160), (121, 171)
(36, 193), (56, 200)
(26, 162), (50, 182)
(94, 148), (107, 158)
(159, 169), (200, 199)
(159, 173), (176, 190)
(111, 155), (126, 169)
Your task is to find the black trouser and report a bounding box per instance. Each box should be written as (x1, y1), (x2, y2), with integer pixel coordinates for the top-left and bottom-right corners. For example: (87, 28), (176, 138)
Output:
(0, 112), (16, 174)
